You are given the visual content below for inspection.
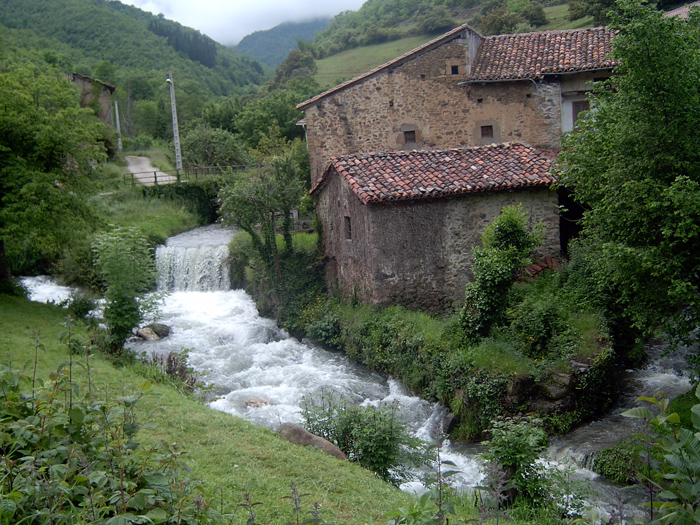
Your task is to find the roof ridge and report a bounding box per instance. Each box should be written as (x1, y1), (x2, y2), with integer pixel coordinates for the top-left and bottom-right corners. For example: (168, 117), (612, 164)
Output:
(297, 22), (478, 110)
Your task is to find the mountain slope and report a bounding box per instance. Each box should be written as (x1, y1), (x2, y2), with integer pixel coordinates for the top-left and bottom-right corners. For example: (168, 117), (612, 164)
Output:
(234, 18), (331, 69)
(0, 0), (267, 97)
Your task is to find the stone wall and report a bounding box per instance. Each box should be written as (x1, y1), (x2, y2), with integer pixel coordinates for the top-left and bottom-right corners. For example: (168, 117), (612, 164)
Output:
(317, 170), (560, 311)
(304, 40), (563, 184)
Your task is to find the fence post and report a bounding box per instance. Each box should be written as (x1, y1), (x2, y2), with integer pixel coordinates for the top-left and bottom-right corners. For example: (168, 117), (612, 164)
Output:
(176, 169), (181, 184)
(154, 171), (158, 185)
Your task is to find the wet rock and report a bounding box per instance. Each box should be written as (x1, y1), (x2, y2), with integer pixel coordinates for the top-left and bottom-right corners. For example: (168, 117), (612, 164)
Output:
(149, 323), (170, 338)
(246, 397), (269, 408)
(136, 327), (159, 341)
(277, 423), (347, 460)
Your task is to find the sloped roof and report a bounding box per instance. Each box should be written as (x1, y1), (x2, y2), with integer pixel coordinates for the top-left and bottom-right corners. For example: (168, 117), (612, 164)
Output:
(297, 23), (475, 110)
(311, 143), (555, 205)
(664, 1), (700, 18)
(469, 27), (616, 81)
(298, 25), (616, 109)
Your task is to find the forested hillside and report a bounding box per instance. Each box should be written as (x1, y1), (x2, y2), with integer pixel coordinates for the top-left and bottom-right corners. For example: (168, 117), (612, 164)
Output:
(234, 18), (331, 69)
(0, 0), (275, 144)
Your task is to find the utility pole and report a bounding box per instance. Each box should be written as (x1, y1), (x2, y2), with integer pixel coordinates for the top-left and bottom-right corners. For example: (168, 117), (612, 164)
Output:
(114, 100), (123, 153)
(166, 72), (182, 171)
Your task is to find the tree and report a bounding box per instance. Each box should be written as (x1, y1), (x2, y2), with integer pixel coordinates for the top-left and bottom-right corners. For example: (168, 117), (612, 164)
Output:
(479, 7), (524, 34)
(218, 148), (305, 281)
(557, 0), (700, 352)
(181, 124), (250, 167)
(0, 59), (107, 279)
(92, 227), (158, 350)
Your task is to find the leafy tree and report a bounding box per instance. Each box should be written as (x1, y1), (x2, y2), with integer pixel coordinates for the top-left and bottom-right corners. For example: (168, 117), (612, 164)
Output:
(0, 59), (107, 278)
(181, 123), (250, 167)
(568, 0), (616, 24)
(218, 148), (306, 281)
(479, 7), (524, 34)
(92, 226), (158, 350)
(557, 0), (700, 354)
(521, 2), (549, 26)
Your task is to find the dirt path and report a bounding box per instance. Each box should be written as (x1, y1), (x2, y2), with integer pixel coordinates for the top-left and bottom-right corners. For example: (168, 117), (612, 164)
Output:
(125, 156), (177, 186)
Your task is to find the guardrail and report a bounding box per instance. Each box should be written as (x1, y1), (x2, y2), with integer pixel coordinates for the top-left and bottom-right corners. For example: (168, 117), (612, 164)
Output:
(122, 165), (260, 186)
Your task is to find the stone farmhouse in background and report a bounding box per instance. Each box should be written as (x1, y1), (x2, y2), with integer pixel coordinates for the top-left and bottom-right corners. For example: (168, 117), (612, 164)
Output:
(297, 23), (617, 310)
(66, 73), (116, 124)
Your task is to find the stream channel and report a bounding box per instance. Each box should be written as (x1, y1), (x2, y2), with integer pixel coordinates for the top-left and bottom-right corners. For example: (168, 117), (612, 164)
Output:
(22, 223), (696, 520)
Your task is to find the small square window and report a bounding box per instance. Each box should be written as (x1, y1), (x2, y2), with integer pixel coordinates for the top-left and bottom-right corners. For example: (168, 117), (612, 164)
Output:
(344, 216), (352, 240)
(404, 130), (416, 143)
(451, 65), (459, 75)
(481, 125), (494, 139)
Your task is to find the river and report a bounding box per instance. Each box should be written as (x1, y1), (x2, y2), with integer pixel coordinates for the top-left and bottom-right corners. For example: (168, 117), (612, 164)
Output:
(21, 223), (695, 520)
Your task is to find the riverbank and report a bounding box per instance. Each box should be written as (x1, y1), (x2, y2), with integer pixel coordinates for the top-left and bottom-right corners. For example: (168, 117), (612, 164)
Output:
(0, 293), (416, 523)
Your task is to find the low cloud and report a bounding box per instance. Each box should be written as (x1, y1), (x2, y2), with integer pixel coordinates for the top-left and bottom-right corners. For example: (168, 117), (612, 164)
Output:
(121, 0), (365, 45)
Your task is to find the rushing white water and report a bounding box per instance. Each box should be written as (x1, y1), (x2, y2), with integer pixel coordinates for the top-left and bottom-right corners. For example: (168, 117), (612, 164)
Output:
(156, 223), (234, 292)
(19, 224), (697, 518)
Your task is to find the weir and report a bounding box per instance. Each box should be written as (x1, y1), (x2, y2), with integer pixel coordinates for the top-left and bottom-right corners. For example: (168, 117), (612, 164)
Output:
(155, 224), (235, 292)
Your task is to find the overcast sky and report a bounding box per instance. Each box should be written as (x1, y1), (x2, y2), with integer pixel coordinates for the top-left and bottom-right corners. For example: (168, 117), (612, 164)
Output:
(120, 0), (367, 46)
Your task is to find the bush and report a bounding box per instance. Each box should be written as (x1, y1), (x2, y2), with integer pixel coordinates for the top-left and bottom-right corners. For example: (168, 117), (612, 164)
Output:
(0, 365), (228, 524)
(301, 390), (429, 486)
(92, 226), (159, 350)
(482, 417), (549, 502)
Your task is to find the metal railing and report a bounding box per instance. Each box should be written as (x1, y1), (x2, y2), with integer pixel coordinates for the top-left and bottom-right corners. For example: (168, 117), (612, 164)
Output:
(122, 165), (261, 186)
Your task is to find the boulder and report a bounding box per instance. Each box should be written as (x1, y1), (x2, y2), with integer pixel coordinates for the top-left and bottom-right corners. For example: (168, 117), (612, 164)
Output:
(149, 323), (171, 338)
(135, 327), (159, 341)
(277, 423), (347, 460)
(246, 397), (269, 408)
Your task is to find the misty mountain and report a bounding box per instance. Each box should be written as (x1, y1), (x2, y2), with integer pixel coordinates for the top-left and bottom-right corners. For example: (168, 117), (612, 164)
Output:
(0, 0), (268, 98)
(234, 18), (331, 69)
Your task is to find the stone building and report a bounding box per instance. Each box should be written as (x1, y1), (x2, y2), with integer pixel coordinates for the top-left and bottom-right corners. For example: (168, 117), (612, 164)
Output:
(311, 143), (557, 311)
(66, 73), (116, 124)
(297, 24), (615, 185)
(299, 23), (616, 309)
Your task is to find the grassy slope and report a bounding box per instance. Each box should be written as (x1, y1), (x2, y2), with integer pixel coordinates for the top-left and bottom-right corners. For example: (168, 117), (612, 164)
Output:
(314, 5), (594, 87)
(0, 294), (412, 524)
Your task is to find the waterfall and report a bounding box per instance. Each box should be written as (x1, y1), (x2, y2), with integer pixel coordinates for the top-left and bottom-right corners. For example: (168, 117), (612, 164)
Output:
(155, 224), (235, 292)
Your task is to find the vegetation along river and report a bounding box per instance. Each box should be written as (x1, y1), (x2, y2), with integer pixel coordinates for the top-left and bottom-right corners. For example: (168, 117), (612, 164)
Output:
(22, 224), (694, 519)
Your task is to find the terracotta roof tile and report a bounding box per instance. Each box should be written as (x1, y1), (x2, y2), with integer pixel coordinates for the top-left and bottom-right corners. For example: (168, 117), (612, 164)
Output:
(469, 27), (616, 81)
(311, 143), (555, 204)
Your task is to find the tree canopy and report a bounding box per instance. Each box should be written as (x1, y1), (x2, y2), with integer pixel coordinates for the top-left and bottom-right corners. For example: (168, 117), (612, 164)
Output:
(557, 0), (700, 347)
(0, 57), (108, 275)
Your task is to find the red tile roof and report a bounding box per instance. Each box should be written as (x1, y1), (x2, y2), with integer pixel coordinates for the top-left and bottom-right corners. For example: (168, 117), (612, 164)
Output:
(312, 143), (555, 204)
(664, 1), (700, 18)
(469, 27), (616, 81)
(297, 25), (616, 109)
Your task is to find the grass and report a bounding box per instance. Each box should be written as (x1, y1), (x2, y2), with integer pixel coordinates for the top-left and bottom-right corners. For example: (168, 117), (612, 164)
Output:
(90, 187), (200, 245)
(314, 34), (440, 87)
(313, 8), (595, 88)
(0, 293), (416, 524)
(541, 4), (595, 30)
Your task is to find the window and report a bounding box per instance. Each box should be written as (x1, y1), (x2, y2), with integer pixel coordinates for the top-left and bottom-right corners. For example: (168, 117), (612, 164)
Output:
(344, 216), (352, 241)
(404, 130), (416, 143)
(481, 125), (494, 139)
(451, 65), (459, 75)
(572, 100), (590, 125)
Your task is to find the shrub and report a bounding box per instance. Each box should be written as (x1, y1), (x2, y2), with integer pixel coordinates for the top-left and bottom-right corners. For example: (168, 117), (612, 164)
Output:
(301, 390), (429, 486)
(0, 364), (229, 524)
(92, 226), (159, 350)
(460, 205), (542, 344)
(482, 417), (549, 502)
